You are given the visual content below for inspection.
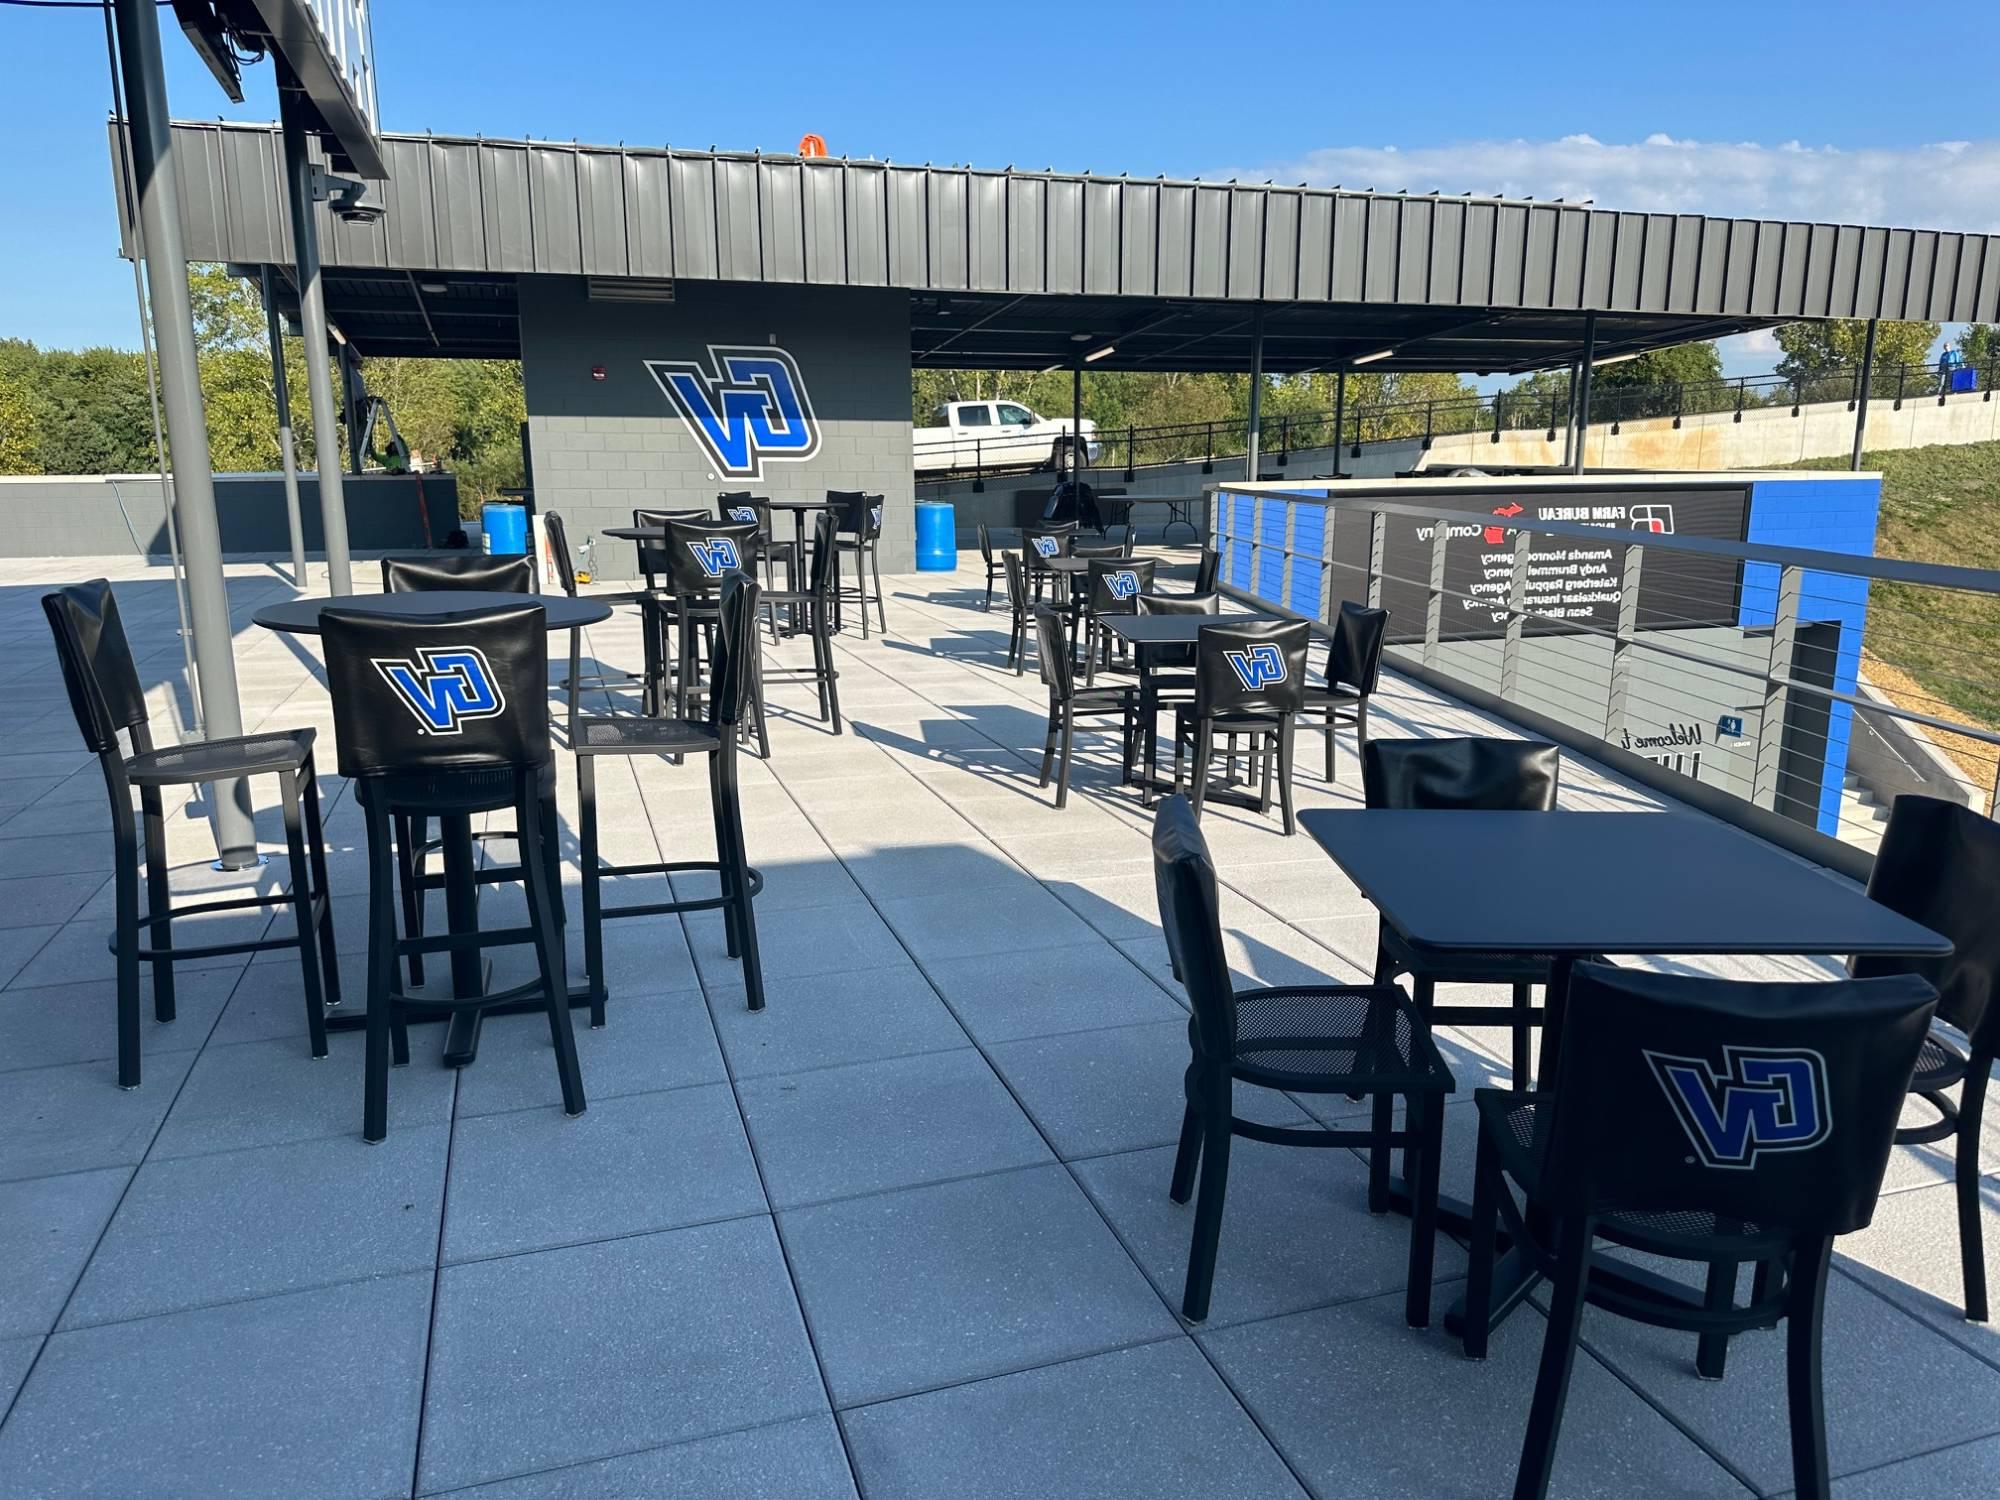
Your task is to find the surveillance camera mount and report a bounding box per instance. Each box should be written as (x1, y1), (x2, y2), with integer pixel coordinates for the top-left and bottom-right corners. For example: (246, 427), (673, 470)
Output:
(309, 166), (384, 224)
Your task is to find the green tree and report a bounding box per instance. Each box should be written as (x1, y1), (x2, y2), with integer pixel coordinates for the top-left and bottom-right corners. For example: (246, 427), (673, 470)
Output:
(1776, 319), (1939, 400)
(1958, 323), (1997, 369)
(0, 359), (40, 473)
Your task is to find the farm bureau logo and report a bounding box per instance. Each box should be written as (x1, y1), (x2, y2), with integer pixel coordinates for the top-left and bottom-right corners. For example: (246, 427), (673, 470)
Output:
(644, 346), (821, 481)
(1631, 503), (1675, 534)
(1643, 1047), (1831, 1169)
(371, 646), (505, 735)
(688, 538), (742, 578)
(1105, 569), (1140, 600)
(1222, 644), (1286, 691)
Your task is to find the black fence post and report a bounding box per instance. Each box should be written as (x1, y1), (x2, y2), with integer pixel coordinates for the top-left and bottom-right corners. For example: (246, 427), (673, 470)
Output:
(1671, 381), (1684, 429)
(1734, 377), (1747, 423)
(1123, 424), (1135, 482)
(1202, 422), (1214, 475)
(1421, 399), (1433, 450)
(972, 437), (984, 493)
(1278, 415), (1290, 467)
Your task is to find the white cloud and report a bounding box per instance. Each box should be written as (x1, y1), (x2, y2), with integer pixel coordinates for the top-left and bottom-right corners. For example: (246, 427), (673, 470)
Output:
(1233, 135), (2000, 234)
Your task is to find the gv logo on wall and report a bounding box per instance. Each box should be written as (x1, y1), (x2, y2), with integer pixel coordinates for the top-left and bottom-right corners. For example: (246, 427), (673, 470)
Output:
(1643, 1046), (1831, 1169)
(644, 346), (821, 480)
(371, 646), (506, 735)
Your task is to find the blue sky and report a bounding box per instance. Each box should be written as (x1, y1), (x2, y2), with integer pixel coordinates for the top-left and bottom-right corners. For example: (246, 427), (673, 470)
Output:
(4, 0), (1996, 372)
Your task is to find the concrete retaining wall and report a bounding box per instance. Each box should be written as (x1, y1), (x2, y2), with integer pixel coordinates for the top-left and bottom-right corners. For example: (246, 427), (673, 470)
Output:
(0, 471), (459, 559)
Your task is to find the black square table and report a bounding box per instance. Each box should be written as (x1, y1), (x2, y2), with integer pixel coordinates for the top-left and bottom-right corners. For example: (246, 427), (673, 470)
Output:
(1298, 807), (1952, 1334)
(1099, 611), (1274, 809)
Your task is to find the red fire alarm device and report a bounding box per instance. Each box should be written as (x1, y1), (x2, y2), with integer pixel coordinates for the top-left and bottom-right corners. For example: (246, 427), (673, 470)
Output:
(590, 365), (607, 382)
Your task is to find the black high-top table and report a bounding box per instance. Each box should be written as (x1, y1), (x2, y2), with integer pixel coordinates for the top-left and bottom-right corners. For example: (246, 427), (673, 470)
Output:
(255, 591), (611, 1066)
(1298, 807), (1952, 1337)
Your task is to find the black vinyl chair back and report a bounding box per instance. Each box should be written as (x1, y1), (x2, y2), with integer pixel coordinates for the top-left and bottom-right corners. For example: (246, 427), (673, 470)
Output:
(1022, 524), (1075, 569)
(1194, 617), (1308, 717)
(706, 573), (760, 731)
(976, 522), (995, 567)
(1362, 736), (1560, 811)
(1855, 795), (2000, 1052)
(322, 602), (551, 781)
(716, 491), (773, 541)
(633, 507), (710, 587)
(1328, 601), (1389, 697)
(661, 517), (761, 597)
(1003, 550), (1029, 614)
(1193, 546), (1221, 595)
(829, 490), (883, 541)
(1136, 589), (1220, 668)
(44, 579), (148, 755)
(1546, 961), (1937, 1234)
(1031, 604), (1073, 699)
(801, 509), (839, 597)
(1151, 795), (1241, 1060)
(1087, 557), (1155, 618)
(381, 553), (534, 594)
(542, 512), (580, 597)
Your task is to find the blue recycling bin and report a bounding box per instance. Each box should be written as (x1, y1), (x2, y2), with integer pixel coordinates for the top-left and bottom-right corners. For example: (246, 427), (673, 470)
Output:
(915, 501), (957, 572)
(481, 501), (528, 556)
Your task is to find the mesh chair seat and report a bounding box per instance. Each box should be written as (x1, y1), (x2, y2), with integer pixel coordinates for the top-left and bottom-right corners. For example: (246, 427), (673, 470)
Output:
(1911, 1029), (1972, 1091)
(125, 728), (315, 786)
(572, 716), (723, 756)
(1230, 983), (1452, 1095)
(1477, 1093), (1787, 1257)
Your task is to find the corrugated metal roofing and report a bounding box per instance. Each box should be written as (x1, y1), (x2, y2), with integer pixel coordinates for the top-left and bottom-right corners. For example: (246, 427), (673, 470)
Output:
(118, 120), (2000, 326)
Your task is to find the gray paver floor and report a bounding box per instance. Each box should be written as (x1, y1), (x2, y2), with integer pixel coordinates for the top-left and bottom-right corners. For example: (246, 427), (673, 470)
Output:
(0, 550), (1995, 1497)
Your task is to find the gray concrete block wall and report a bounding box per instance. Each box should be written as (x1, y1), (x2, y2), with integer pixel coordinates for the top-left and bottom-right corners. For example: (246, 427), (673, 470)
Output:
(519, 278), (917, 572)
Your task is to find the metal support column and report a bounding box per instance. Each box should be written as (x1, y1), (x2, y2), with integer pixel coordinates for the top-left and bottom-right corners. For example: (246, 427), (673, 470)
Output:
(279, 63), (352, 595)
(1365, 511), (1387, 609)
(1498, 530), (1533, 701)
(1851, 318), (1879, 470)
(262, 267), (308, 587)
(1245, 307), (1267, 480)
(1071, 360), (1083, 481)
(1571, 315), (1597, 475)
(341, 349), (365, 475)
(1751, 564), (1804, 812)
(113, 0), (258, 867)
(1560, 363), (1578, 467)
(1605, 546), (1647, 732)
(1331, 370), (1347, 478)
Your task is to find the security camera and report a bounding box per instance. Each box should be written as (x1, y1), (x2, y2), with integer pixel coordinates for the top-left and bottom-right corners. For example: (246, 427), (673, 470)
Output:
(311, 167), (385, 225)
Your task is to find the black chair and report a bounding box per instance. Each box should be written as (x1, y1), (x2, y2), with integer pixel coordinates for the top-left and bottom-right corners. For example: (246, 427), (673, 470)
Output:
(661, 517), (767, 758)
(1131, 591), (1219, 792)
(1463, 962), (1937, 1500)
(631, 507), (712, 714)
(1002, 551), (1034, 676)
(380, 553), (535, 594)
(382, 551), (541, 996)
(829, 490), (888, 637)
(322, 600), (583, 1142)
(1021, 522), (1076, 602)
(1153, 795), (1454, 1324)
(1300, 601), (1388, 783)
(1032, 604), (1136, 809)
(1193, 546), (1221, 596)
(1172, 618), (1309, 834)
(42, 580), (338, 1088)
(717, 492), (798, 632)
(542, 510), (644, 697)
(975, 523), (1004, 611)
(757, 510), (844, 735)
(569, 573), (767, 1013)
(1081, 556), (1156, 685)
(1855, 793), (2000, 1323)
(1362, 738), (1561, 1094)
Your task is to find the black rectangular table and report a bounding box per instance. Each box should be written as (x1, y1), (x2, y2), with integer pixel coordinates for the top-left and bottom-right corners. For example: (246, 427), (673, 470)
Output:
(1297, 807), (1952, 1334)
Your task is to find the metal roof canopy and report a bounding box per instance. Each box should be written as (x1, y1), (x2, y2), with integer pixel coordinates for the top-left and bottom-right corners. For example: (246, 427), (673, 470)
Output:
(124, 120), (2000, 370)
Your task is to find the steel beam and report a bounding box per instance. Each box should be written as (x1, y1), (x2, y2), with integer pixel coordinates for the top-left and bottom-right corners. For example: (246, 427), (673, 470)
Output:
(113, 0), (258, 868)
(1571, 315), (1597, 475)
(1852, 318), (1879, 470)
(262, 266), (308, 586)
(1245, 306), (1266, 480)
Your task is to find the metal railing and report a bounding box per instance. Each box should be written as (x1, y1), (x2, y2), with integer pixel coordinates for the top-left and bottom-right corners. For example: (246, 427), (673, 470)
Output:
(1208, 483), (2000, 879)
(916, 355), (1999, 485)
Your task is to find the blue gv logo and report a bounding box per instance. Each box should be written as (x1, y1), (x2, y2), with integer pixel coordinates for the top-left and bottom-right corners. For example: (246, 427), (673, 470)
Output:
(1644, 1047), (1831, 1169)
(645, 346), (821, 481)
(688, 538), (742, 578)
(1222, 644), (1286, 691)
(371, 646), (505, 735)
(1032, 536), (1060, 559)
(727, 506), (759, 523)
(1105, 569), (1140, 600)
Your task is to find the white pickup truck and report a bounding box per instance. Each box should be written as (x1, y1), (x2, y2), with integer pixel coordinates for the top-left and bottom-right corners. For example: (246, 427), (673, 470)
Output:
(912, 400), (1101, 474)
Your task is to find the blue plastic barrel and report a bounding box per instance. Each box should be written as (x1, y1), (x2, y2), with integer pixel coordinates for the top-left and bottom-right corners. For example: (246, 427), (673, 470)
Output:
(481, 502), (528, 556)
(915, 501), (956, 572)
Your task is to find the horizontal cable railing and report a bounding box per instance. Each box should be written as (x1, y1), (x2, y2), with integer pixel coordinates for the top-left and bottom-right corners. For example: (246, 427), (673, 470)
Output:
(1207, 486), (2000, 877)
(916, 354), (1999, 486)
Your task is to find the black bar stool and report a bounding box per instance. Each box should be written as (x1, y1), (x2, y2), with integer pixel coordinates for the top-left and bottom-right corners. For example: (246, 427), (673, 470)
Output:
(41, 580), (339, 1088)
(828, 490), (888, 637)
(1031, 604), (1136, 809)
(631, 507), (710, 714)
(1300, 601), (1388, 783)
(1172, 618), (1310, 834)
(1081, 556), (1155, 684)
(323, 600), (584, 1143)
(569, 573), (767, 1013)
(757, 510), (844, 734)
(662, 517), (768, 759)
